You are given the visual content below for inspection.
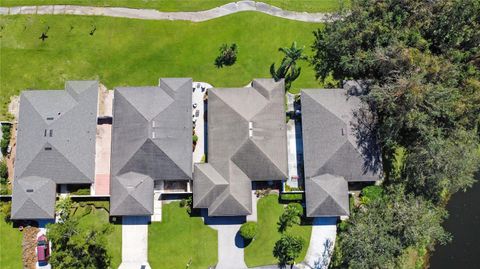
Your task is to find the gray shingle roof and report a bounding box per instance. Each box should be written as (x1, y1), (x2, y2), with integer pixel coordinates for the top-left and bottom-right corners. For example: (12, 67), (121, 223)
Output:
(301, 89), (382, 182)
(12, 81), (98, 219)
(305, 174), (349, 217)
(110, 78), (193, 216)
(193, 79), (288, 216)
(11, 177), (56, 219)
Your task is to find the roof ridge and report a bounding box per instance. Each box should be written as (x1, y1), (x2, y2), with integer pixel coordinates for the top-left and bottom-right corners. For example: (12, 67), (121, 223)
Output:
(249, 138), (287, 178)
(49, 138), (92, 181)
(304, 90), (350, 125)
(149, 138), (191, 179)
(312, 140), (349, 178)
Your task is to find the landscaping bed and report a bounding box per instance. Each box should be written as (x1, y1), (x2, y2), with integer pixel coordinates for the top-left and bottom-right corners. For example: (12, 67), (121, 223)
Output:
(148, 201), (217, 269)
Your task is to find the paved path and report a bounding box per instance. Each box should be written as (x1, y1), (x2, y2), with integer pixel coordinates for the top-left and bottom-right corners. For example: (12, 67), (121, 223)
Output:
(303, 217), (337, 269)
(0, 1), (339, 23)
(192, 82), (210, 164)
(119, 216), (151, 269)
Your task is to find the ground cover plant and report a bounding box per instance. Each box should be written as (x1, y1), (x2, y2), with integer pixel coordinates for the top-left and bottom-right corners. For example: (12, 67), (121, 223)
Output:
(148, 201), (217, 269)
(0, 12), (322, 120)
(0, 0), (348, 13)
(244, 194), (311, 267)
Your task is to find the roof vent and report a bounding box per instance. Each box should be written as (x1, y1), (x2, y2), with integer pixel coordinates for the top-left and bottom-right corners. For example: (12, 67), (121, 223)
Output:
(49, 130), (53, 137)
(45, 147), (52, 151)
(152, 132), (156, 139)
(26, 189), (34, 193)
(341, 128), (346, 136)
(46, 117), (54, 120)
(248, 122), (253, 138)
(44, 129), (47, 137)
(152, 121), (156, 128)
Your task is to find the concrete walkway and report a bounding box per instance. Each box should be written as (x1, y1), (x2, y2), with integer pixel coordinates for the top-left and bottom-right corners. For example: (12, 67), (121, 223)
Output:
(303, 217), (337, 269)
(192, 82), (211, 164)
(0, 1), (339, 23)
(204, 216), (247, 269)
(119, 216), (151, 269)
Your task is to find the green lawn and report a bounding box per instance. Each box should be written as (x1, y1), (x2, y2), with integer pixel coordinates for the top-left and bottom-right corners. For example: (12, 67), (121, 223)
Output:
(0, 13), (323, 120)
(148, 201), (217, 269)
(0, 212), (23, 269)
(74, 205), (122, 269)
(244, 194), (311, 267)
(0, 0), (348, 12)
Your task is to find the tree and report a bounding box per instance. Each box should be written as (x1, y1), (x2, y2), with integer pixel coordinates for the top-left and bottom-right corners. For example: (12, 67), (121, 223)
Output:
(311, 0), (480, 201)
(48, 219), (111, 269)
(273, 234), (305, 268)
(214, 43), (238, 68)
(277, 203), (303, 233)
(47, 201), (111, 269)
(270, 42), (307, 91)
(56, 196), (73, 223)
(239, 221), (257, 241)
(331, 188), (450, 269)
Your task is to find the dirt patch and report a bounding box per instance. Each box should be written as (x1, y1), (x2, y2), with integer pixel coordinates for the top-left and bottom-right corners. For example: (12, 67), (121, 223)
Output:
(22, 226), (39, 269)
(8, 95), (19, 120)
(97, 84), (113, 117)
(5, 123), (17, 193)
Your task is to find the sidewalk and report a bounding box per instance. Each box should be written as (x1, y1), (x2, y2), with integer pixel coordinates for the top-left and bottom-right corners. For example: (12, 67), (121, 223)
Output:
(0, 1), (339, 23)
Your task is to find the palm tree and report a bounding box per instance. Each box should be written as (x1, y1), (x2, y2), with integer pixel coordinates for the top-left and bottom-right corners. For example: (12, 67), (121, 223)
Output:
(270, 42), (308, 90)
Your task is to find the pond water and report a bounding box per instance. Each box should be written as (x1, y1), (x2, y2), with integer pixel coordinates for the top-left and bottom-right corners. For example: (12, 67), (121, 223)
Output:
(429, 172), (480, 268)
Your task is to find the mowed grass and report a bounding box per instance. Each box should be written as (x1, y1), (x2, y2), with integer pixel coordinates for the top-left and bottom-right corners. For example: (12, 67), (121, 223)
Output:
(74, 206), (122, 269)
(148, 201), (217, 269)
(244, 194), (312, 267)
(0, 212), (23, 269)
(0, 0), (348, 12)
(0, 13), (323, 120)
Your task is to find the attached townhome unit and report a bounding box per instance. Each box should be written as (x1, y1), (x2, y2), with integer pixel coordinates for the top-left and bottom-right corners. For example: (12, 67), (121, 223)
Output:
(193, 79), (288, 216)
(109, 78), (193, 216)
(301, 88), (383, 217)
(11, 81), (99, 220)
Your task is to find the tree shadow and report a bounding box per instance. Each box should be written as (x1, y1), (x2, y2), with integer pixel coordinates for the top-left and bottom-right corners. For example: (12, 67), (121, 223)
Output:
(351, 102), (383, 177)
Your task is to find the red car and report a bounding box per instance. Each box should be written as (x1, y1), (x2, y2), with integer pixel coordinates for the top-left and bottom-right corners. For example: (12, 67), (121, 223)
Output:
(37, 235), (50, 265)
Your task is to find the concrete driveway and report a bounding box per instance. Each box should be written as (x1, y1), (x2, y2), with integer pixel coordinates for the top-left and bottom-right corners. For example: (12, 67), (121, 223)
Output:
(119, 216), (151, 269)
(204, 216), (247, 269)
(303, 217), (337, 269)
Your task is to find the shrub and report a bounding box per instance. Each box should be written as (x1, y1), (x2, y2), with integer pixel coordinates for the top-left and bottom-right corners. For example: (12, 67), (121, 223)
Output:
(71, 188), (90, 195)
(214, 43), (238, 68)
(239, 221), (257, 241)
(0, 161), (7, 179)
(0, 177), (7, 185)
(1, 124), (10, 135)
(185, 196), (193, 214)
(1, 202), (11, 221)
(360, 185), (384, 205)
(192, 134), (198, 143)
(0, 184), (8, 195)
(179, 199), (186, 207)
(0, 139), (9, 156)
(280, 193), (303, 202)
